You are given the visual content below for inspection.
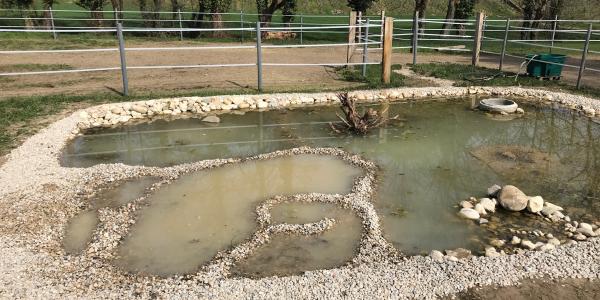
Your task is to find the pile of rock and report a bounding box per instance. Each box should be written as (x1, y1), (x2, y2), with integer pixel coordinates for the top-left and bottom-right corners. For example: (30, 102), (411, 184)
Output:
(429, 248), (472, 262)
(73, 87), (599, 133)
(456, 184), (599, 257)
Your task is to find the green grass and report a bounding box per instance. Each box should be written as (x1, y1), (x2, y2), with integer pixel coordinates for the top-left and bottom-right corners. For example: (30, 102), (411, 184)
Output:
(337, 64), (409, 89)
(411, 62), (600, 98)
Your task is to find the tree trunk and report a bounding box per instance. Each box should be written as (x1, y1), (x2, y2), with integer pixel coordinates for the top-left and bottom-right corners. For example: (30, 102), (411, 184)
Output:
(441, 0), (457, 36)
(415, 0), (429, 34)
(211, 13), (226, 37)
(42, 0), (54, 28)
(171, 0), (180, 22)
(90, 6), (104, 28)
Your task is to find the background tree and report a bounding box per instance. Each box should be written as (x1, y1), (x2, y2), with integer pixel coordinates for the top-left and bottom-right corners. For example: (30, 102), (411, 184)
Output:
(256, 0), (296, 28)
(138, 0), (162, 28)
(346, 0), (375, 14)
(74, 0), (106, 27)
(414, 0), (429, 33)
(191, 0), (231, 37)
(454, 0), (475, 35)
(441, 0), (458, 35)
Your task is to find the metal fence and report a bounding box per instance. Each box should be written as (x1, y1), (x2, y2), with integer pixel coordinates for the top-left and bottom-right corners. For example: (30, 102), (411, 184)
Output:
(392, 12), (600, 89)
(0, 9), (386, 95)
(1, 8), (599, 94)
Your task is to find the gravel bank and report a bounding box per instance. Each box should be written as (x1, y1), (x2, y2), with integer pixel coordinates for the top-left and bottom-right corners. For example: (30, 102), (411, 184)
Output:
(0, 86), (598, 299)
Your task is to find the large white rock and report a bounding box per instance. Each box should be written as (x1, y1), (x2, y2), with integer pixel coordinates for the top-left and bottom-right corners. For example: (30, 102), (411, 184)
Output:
(474, 203), (487, 216)
(498, 185), (528, 211)
(527, 196), (544, 213)
(458, 208), (480, 220)
(202, 115), (221, 123)
(479, 198), (496, 213)
(460, 201), (473, 209)
(487, 184), (502, 197)
(520, 240), (536, 250)
(485, 246), (501, 257)
(429, 250), (444, 262)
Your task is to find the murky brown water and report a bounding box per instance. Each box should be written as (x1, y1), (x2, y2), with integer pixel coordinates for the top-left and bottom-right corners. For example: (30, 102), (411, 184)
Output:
(63, 210), (99, 254)
(63, 98), (600, 273)
(114, 155), (362, 276)
(232, 202), (362, 278)
(63, 177), (159, 254)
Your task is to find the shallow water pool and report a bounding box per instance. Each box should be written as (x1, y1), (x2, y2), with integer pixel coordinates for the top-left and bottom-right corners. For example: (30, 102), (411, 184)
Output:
(64, 98), (600, 264)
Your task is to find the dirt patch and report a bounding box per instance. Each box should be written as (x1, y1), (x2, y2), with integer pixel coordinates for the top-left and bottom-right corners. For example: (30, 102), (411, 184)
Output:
(0, 42), (363, 98)
(456, 278), (600, 300)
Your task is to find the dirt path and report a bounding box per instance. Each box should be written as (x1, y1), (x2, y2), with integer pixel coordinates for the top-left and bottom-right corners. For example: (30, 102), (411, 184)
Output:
(0, 41), (361, 98)
(1, 41), (599, 99)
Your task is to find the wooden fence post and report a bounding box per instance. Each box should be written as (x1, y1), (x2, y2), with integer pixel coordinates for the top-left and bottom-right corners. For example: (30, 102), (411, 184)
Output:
(382, 17), (393, 84)
(472, 11), (485, 66)
(576, 24), (592, 89)
(346, 11), (357, 65)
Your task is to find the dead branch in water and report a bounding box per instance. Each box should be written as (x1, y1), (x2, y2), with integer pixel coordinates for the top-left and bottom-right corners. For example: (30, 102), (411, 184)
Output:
(330, 93), (399, 135)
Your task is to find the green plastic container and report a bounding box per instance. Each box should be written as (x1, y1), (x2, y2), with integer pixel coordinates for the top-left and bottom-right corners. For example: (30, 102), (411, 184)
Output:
(525, 54), (567, 78)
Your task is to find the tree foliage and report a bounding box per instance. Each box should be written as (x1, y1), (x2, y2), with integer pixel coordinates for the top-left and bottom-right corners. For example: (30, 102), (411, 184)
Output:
(346, 0), (375, 13)
(256, 0), (296, 28)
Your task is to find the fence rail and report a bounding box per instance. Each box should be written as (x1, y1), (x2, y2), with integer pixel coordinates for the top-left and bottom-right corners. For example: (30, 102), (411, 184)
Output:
(0, 9), (599, 93)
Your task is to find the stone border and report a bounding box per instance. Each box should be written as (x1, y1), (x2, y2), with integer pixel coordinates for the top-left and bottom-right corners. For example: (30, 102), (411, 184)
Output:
(0, 86), (599, 299)
(75, 86), (598, 131)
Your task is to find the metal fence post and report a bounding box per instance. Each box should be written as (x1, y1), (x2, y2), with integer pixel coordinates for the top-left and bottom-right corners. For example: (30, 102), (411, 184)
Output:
(240, 11), (244, 43)
(412, 11), (419, 65)
(256, 21), (263, 92)
(576, 24), (592, 89)
(499, 18), (510, 71)
(472, 12), (485, 66)
(300, 15), (304, 44)
(380, 10), (385, 48)
(116, 23), (129, 96)
(382, 17), (393, 84)
(550, 15), (558, 53)
(49, 6), (57, 40)
(357, 11), (362, 43)
(177, 9), (183, 41)
(346, 11), (357, 65)
(362, 18), (370, 77)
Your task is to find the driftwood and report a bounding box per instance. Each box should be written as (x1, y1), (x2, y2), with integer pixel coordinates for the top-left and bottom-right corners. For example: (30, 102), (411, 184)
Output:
(330, 93), (399, 135)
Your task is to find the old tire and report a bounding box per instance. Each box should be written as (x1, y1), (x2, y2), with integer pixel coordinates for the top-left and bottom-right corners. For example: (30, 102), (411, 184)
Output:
(478, 98), (518, 114)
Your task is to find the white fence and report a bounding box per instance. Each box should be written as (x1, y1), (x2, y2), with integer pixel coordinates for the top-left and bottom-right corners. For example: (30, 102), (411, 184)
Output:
(1, 9), (599, 93)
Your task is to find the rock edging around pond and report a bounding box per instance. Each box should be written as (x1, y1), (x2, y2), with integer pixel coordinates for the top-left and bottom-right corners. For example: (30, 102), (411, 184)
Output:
(75, 86), (599, 132)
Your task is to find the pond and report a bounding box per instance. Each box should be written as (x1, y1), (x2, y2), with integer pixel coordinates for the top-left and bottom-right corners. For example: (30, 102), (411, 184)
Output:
(63, 97), (600, 276)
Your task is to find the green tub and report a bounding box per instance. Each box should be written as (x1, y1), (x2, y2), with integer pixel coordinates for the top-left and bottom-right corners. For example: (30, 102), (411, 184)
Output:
(525, 53), (567, 78)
